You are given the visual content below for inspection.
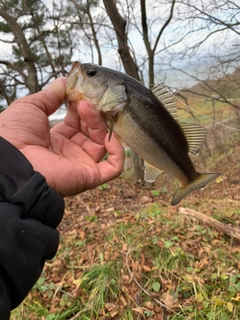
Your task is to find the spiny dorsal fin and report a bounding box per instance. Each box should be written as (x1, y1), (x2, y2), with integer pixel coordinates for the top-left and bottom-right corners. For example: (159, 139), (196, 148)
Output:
(152, 83), (178, 120)
(144, 162), (163, 182)
(179, 122), (207, 155)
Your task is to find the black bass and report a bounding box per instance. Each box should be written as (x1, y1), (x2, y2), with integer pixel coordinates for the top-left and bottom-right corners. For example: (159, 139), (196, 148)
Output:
(65, 61), (220, 205)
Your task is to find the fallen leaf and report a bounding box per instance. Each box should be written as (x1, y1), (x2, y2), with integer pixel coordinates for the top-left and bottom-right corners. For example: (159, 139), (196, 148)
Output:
(160, 291), (175, 309)
(145, 301), (154, 310)
(226, 301), (233, 313)
(142, 265), (151, 272)
(232, 294), (240, 301)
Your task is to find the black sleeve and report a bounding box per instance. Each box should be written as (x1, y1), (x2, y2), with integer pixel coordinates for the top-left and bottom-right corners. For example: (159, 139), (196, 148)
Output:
(0, 137), (64, 319)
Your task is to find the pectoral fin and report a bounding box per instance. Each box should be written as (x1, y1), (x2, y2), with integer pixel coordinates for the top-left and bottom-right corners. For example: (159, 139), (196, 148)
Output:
(108, 115), (115, 142)
(144, 162), (163, 182)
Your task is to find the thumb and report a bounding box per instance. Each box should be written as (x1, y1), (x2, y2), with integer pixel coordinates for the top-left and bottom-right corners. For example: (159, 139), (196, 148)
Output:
(10, 77), (67, 117)
(41, 77), (67, 116)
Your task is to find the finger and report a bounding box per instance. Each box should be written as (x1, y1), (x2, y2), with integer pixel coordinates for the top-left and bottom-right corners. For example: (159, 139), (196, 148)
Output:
(77, 100), (108, 144)
(11, 77), (67, 116)
(42, 77), (67, 116)
(9, 77), (67, 117)
(54, 100), (105, 146)
(52, 100), (82, 139)
(97, 133), (124, 183)
(64, 101), (80, 129)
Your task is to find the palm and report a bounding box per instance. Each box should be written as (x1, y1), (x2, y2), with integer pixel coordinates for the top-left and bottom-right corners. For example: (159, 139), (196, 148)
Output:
(0, 78), (123, 196)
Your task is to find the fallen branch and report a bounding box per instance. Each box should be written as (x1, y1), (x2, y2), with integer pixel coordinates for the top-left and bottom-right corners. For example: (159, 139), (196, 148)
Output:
(179, 207), (240, 242)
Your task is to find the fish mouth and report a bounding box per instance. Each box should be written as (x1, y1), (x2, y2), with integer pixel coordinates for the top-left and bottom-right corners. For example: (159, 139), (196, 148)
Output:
(65, 61), (109, 111)
(65, 61), (84, 101)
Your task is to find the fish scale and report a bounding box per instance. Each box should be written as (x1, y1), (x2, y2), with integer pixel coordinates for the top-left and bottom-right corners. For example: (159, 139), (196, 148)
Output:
(65, 61), (221, 205)
(113, 98), (195, 186)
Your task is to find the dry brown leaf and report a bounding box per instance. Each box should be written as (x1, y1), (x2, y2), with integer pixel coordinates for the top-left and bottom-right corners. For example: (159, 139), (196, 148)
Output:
(120, 295), (128, 307)
(142, 265), (151, 272)
(160, 291), (175, 309)
(105, 302), (119, 318)
(145, 301), (154, 310)
(141, 195), (151, 203)
(155, 314), (164, 320)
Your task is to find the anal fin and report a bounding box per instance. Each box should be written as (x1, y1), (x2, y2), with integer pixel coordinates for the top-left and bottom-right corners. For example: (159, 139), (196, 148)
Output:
(144, 162), (163, 182)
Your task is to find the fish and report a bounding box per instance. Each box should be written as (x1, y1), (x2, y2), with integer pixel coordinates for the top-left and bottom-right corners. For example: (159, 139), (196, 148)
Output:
(65, 61), (220, 205)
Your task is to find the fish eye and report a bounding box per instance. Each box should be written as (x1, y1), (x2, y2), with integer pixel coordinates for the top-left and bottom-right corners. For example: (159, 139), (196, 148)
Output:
(87, 66), (97, 77)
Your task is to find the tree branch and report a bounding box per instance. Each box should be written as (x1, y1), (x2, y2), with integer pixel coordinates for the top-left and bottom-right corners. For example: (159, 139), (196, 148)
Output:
(179, 207), (240, 242)
(153, 0), (176, 53)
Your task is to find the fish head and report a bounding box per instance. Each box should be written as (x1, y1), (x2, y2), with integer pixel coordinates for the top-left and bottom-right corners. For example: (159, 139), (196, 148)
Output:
(66, 61), (128, 115)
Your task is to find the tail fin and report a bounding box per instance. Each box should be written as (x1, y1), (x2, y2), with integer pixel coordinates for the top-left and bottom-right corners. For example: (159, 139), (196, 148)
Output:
(171, 172), (221, 206)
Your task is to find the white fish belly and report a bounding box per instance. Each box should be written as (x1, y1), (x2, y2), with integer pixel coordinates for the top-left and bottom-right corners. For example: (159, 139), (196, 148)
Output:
(113, 112), (188, 185)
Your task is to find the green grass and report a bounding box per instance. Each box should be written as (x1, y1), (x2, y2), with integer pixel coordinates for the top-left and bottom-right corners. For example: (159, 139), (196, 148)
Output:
(11, 199), (240, 319)
(176, 93), (239, 128)
(11, 100), (240, 319)
(73, 260), (121, 318)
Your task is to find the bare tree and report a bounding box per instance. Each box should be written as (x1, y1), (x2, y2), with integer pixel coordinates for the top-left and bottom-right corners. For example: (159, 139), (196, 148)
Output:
(162, 0), (240, 110)
(0, 0), (75, 105)
(70, 0), (103, 65)
(140, 0), (175, 87)
(102, 0), (140, 80)
(0, 8), (39, 94)
(102, 0), (145, 180)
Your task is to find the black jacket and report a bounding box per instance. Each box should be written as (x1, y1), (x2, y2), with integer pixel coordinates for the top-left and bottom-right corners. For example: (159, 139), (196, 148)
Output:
(0, 137), (64, 319)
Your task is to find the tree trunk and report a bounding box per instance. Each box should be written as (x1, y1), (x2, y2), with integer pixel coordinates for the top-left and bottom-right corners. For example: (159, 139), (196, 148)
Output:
(0, 9), (39, 93)
(103, 0), (139, 80)
(103, 0), (143, 180)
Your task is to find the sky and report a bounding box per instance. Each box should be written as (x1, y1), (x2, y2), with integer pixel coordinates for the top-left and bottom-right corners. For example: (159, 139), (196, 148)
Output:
(0, 0), (239, 113)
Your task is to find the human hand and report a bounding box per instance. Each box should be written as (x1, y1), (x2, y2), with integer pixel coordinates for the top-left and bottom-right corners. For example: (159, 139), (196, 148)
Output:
(0, 77), (124, 196)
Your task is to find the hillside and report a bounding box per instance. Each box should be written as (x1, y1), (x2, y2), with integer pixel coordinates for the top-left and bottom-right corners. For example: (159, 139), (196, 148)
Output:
(11, 108), (240, 319)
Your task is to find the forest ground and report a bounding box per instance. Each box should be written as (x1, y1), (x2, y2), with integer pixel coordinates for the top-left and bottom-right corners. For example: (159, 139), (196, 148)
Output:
(12, 106), (240, 320)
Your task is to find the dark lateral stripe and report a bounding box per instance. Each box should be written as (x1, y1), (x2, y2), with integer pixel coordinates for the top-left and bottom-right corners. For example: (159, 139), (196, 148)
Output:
(124, 96), (196, 180)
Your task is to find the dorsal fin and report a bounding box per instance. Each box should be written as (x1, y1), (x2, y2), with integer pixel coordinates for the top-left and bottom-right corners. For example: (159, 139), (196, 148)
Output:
(152, 83), (207, 155)
(152, 83), (178, 120)
(179, 122), (207, 155)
